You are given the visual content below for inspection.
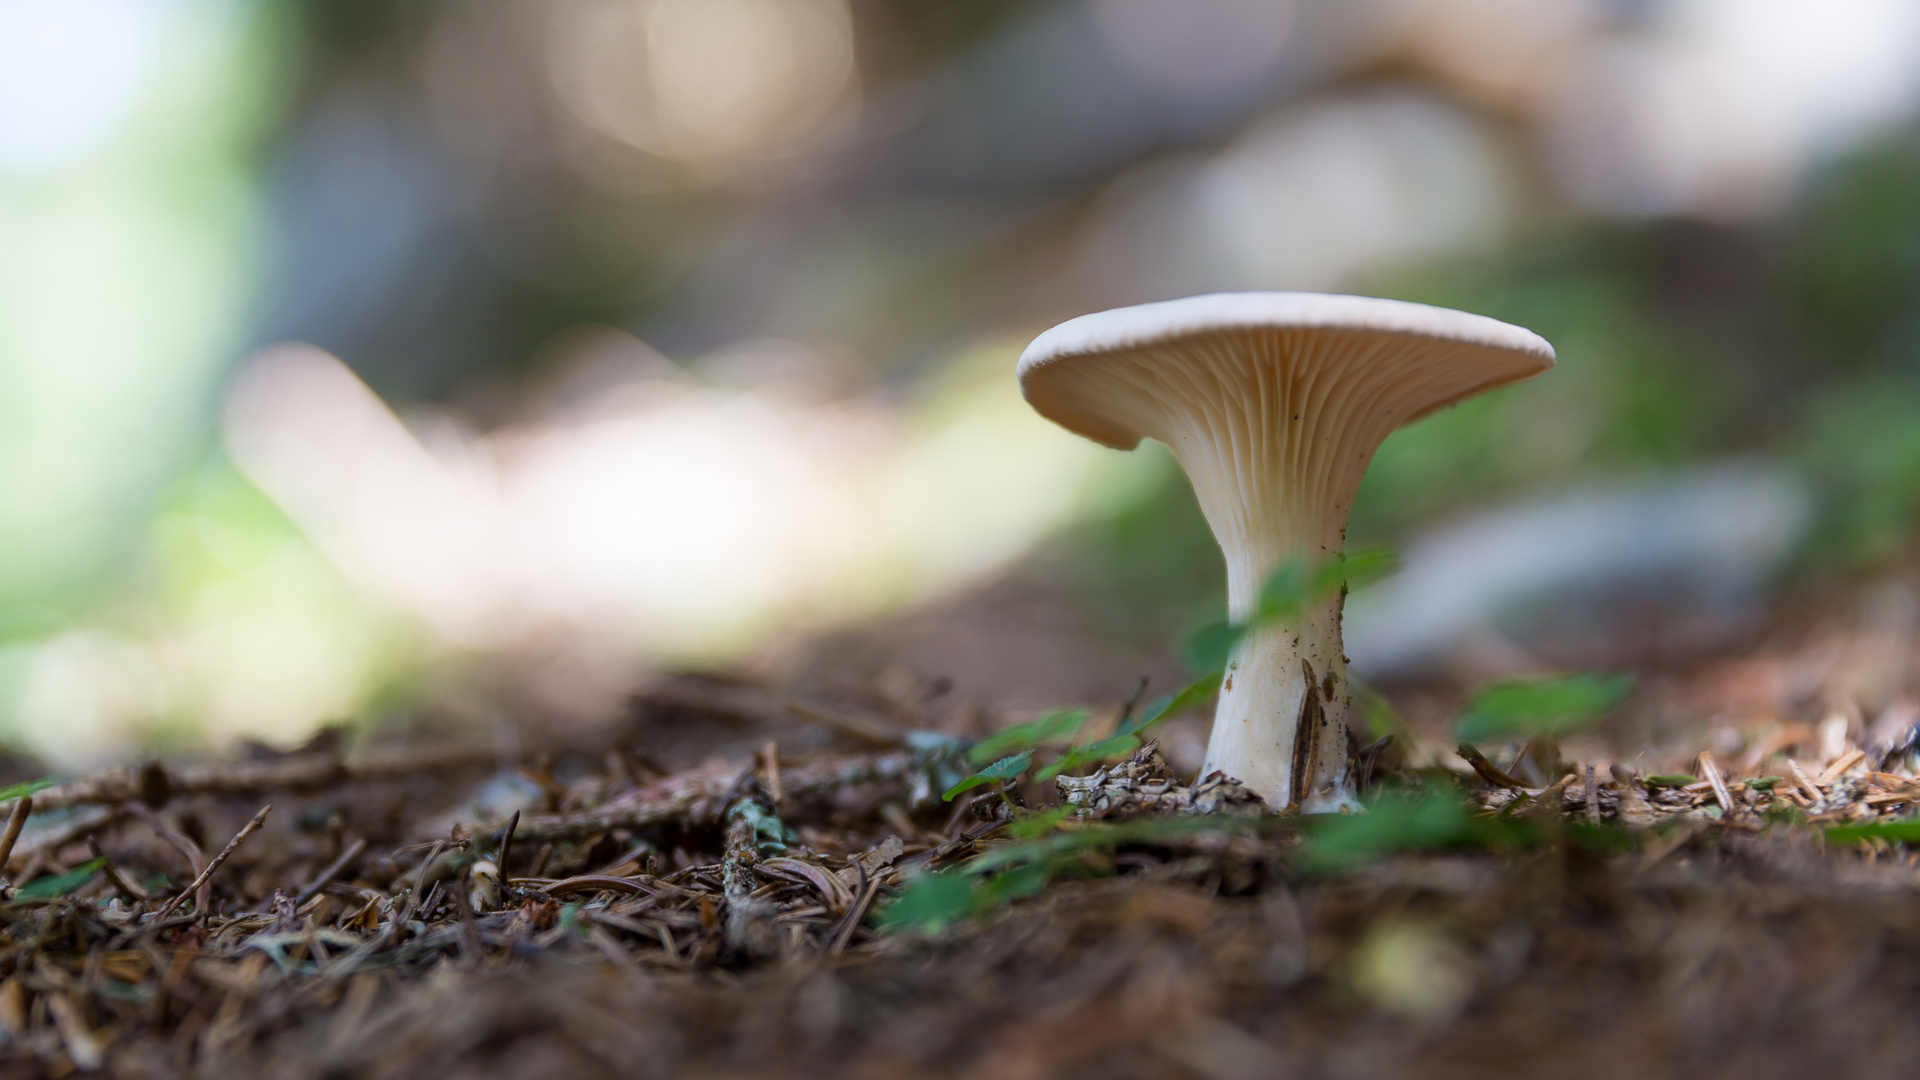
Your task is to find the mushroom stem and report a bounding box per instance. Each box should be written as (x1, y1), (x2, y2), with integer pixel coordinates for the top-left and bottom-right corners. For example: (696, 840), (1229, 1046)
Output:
(1179, 437), (1368, 813)
(1211, 561), (1356, 814)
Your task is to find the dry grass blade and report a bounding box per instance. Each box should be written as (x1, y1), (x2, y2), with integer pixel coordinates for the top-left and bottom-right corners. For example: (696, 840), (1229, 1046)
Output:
(542, 876), (656, 897)
(828, 865), (881, 955)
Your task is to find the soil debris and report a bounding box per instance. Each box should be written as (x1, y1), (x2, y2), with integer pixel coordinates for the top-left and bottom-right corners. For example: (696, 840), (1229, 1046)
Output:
(0, 678), (1915, 1078)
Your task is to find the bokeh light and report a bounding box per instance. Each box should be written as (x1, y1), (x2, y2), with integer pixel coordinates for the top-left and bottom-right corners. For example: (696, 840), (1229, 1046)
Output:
(7, 0), (1920, 768)
(548, 0), (859, 170)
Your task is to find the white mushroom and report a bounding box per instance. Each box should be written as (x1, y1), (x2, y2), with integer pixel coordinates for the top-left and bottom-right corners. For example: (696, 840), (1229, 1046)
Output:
(1018, 293), (1554, 812)
(468, 858), (502, 911)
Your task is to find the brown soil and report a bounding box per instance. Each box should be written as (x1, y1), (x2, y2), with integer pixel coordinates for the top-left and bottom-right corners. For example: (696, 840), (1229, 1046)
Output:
(1, 603), (1918, 1080)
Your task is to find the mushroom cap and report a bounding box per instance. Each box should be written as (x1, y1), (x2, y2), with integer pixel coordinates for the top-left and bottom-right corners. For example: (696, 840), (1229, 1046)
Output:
(1018, 292), (1555, 450)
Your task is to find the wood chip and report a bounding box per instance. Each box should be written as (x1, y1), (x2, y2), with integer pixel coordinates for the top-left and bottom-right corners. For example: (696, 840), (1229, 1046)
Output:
(46, 991), (104, 1071)
(1698, 752), (1735, 816)
(1787, 759), (1823, 804)
(1817, 748), (1867, 787)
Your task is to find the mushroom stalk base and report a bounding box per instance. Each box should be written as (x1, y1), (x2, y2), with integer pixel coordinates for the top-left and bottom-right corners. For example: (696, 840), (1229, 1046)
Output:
(1201, 602), (1361, 814)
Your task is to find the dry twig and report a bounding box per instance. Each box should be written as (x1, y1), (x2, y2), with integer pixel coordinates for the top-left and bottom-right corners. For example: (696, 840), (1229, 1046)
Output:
(156, 804), (272, 920)
(0, 796), (30, 882)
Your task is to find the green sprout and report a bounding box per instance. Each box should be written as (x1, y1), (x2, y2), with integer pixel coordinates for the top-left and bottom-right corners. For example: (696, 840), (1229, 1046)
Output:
(942, 752), (1035, 801)
(1454, 673), (1634, 743)
(1644, 774), (1697, 789)
(10, 858), (108, 903)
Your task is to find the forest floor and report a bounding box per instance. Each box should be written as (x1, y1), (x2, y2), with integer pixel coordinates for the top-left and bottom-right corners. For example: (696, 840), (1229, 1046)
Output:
(2, 582), (1920, 1079)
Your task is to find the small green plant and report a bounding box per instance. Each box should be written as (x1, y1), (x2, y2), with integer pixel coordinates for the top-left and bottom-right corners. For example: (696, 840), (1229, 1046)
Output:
(1764, 801), (1808, 825)
(1298, 788), (1535, 874)
(1355, 680), (1413, 742)
(965, 709), (1089, 768)
(941, 675), (1218, 801)
(1184, 547), (1396, 671)
(1824, 818), (1920, 845)
(1644, 774), (1697, 789)
(1005, 806), (1074, 839)
(1032, 734), (1138, 783)
(10, 857), (107, 902)
(943, 751), (1037, 801)
(872, 869), (982, 934)
(0, 779), (51, 804)
(943, 551), (1397, 801)
(877, 815), (1265, 933)
(727, 799), (796, 854)
(1454, 673), (1634, 743)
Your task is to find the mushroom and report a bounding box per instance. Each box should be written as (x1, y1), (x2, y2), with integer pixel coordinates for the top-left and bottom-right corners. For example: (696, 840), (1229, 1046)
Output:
(468, 859), (502, 911)
(1017, 293), (1554, 812)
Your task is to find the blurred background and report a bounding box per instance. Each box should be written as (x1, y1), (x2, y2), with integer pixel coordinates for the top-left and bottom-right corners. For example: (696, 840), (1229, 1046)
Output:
(5, 0), (1920, 772)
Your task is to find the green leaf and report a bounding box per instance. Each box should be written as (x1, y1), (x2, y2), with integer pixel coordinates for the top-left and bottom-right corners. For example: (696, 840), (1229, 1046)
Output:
(1079, 732), (1142, 759)
(1644, 774), (1697, 788)
(1253, 556), (1316, 623)
(1454, 673), (1635, 742)
(1033, 734), (1141, 783)
(1298, 791), (1535, 874)
(1119, 672), (1223, 739)
(1350, 677), (1411, 742)
(727, 799), (795, 854)
(942, 751), (1035, 801)
(963, 816), (1262, 877)
(1311, 545), (1397, 598)
(1006, 806), (1074, 840)
(879, 817), (1271, 934)
(874, 860), (1055, 935)
(0, 779), (51, 805)
(1825, 818), (1920, 844)
(1182, 621), (1245, 672)
(1185, 548), (1397, 671)
(1764, 801), (1806, 825)
(977, 861), (1051, 906)
(1745, 776), (1784, 791)
(1564, 821), (1639, 854)
(874, 870), (978, 934)
(966, 709), (1089, 767)
(10, 857), (108, 902)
